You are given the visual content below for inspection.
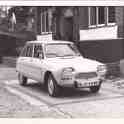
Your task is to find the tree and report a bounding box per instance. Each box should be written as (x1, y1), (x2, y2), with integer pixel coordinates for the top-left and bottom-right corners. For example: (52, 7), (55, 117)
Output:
(8, 7), (35, 23)
(0, 6), (9, 31)
(8, 6), (36, 32)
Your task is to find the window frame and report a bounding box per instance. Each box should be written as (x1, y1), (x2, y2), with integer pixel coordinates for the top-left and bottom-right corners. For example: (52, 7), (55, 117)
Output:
(97, 7), (105, 26)
(88, 6), (97, 27)
(20, 45), (27, 57)
(88, 6), (116, 28)
(33, 44), (44, 59)
(41, 10), (52, 34)
(107, 6), (116, 26)
(25, 44), (33, 57)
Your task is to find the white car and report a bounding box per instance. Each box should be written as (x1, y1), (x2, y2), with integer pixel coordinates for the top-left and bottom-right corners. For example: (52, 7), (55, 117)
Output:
(16, 40), (107, 97)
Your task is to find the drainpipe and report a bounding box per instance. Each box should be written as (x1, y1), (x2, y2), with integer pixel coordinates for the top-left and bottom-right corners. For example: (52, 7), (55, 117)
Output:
(34, 7), (38, 35)
(73, 7), (80, 47)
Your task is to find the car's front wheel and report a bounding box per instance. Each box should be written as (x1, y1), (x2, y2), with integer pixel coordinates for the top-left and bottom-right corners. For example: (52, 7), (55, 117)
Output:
(90, 85), (101, 93)
(47, 74), (60, 97)
(18, 73), (27, 86)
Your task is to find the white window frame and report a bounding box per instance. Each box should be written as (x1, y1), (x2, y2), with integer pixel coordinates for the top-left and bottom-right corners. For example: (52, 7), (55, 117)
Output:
(48, 10), (52, 32)
(88, 6), (116, 28)
(88, 7), (96, 28)
(97, 7), (105, 27)
(106, 7), (116, 26)
(41, 12), (47, 34)
(41, 10), (52, 34)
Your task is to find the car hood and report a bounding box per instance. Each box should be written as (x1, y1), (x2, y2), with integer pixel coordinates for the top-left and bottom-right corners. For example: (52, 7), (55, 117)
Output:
(46, 56), (103, 72)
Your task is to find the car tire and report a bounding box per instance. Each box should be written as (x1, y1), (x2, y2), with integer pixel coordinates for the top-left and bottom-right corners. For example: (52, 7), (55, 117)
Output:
(47, 74), (60, 97)
(90, 85), (101, 93)
(18, 73), (27, 86)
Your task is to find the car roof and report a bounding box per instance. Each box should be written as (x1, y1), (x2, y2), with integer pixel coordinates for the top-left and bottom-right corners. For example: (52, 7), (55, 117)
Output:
(26, 40), (73, 44)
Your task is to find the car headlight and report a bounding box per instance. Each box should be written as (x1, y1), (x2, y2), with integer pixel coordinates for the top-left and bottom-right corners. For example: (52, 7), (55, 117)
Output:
(97, 65), (107, 76)
(61, 67), (75, 80)
(63, 67), (75, 73)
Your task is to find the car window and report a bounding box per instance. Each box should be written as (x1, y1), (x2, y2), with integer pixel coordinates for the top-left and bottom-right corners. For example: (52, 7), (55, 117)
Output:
(20, 46), (27, 57)
(33, 44), (43, 58)
(45, 43), (81, 58)
(25, 44), (33, 57)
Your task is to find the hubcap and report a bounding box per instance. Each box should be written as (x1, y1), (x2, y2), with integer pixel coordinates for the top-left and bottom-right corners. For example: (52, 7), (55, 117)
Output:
(48, 78), (54, 95)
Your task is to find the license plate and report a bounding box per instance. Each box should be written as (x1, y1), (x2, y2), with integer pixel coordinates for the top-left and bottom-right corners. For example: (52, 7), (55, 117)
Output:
(77, 81), (99, 87)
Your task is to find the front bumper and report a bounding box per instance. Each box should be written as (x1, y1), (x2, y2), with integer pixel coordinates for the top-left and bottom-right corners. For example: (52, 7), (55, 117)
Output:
(59, 76), (103, 88)
(74, 78), (102, 88)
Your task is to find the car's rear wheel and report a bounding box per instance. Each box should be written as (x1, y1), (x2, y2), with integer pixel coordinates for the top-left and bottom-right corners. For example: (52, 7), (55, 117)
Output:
(90, 85), (101, 93)
(47, 74), (60, 97)
(18, 73), (27, 86)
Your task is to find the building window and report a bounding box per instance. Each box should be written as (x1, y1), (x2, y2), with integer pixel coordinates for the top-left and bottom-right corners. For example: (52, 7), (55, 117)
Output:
(41, 10), (52, 34)
(98, 7), (105, 24)
(108, 6), (116, 23)
(88, 6), (115, 27)
(90, 7), (96, 25)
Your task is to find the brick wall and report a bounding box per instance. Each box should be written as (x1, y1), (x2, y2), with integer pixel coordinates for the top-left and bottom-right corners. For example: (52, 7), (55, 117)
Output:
(78, 38), (124, 63)
(0, 35), (17, 56)
(79, 7), (88, 30)
(116, 7), (124, 38)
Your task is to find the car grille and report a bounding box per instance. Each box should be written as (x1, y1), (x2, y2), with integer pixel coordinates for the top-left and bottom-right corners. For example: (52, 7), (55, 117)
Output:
(75, 72), (97, 79)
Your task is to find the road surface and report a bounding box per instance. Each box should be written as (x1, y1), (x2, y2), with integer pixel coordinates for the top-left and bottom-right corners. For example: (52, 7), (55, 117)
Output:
(1, 64), (124, 118)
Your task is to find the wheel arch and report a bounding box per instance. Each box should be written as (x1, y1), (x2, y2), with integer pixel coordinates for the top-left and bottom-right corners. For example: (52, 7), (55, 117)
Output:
(43, 69), (62, 85)
(44, 71), (52, 84)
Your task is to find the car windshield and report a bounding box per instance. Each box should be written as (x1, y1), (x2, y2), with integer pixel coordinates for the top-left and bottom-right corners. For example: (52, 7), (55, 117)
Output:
(45, 43), (81, 58)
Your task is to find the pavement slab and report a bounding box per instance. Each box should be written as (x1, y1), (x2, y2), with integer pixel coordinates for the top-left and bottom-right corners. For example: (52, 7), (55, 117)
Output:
(0, 65), (17, 80)
(0, 82), (71, 118)
(56, 96), (124, 118)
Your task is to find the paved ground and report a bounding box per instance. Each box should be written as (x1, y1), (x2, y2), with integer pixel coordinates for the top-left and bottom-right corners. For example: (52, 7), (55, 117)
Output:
(1, 64), (124, 118)
(0, 64), (71, 118)
(0, 83), (69, 118)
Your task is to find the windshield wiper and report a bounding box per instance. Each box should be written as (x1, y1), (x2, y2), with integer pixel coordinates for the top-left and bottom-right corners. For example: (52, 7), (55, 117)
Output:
(56, 54), (75, 58)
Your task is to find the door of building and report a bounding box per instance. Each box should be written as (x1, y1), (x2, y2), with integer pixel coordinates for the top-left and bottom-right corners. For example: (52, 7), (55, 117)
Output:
(64, 17), (73, 41)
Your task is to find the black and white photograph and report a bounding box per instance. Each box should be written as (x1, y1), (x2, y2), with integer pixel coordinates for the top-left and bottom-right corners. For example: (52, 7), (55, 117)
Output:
(1, 0), (124, 119)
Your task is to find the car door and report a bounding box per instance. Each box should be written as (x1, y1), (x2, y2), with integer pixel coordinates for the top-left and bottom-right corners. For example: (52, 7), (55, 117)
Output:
(31, 44), (44, 82)
(17, 45), (28, 75)
(24, 43), (34, 78)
